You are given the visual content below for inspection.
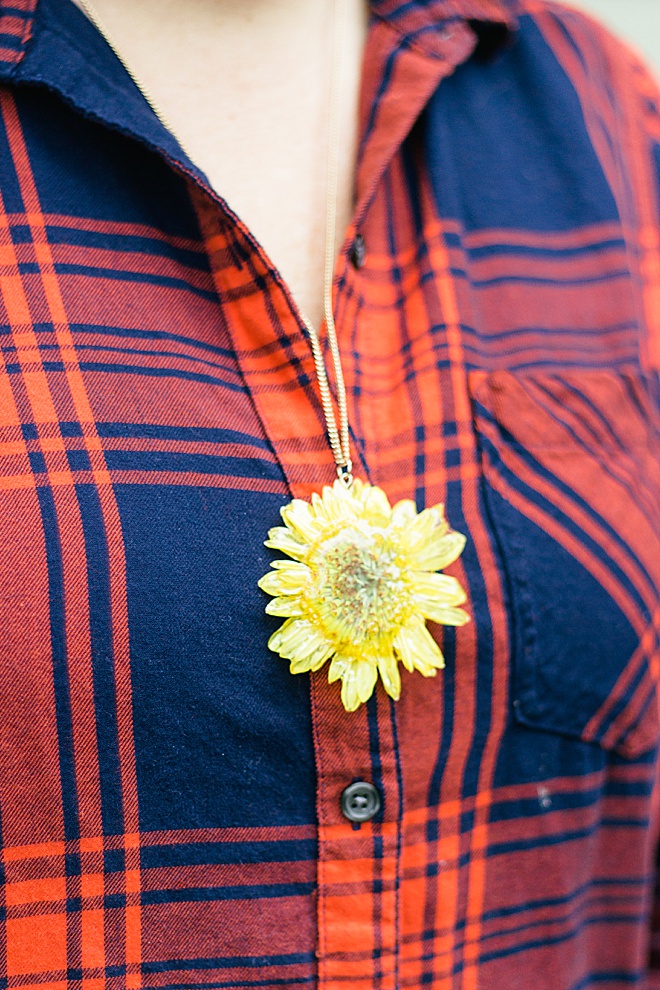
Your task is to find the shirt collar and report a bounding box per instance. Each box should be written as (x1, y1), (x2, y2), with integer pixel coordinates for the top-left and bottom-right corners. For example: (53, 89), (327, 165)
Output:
(0, 0), (516, 78)
(0, 0), (203, 183)
(0, 0), (516, 211)
(370, 0), (515, 58)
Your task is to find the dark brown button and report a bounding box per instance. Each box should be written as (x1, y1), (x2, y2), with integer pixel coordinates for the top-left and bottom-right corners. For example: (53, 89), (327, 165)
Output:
(350, 233), (366, 269)
(340, 781), (381, 823)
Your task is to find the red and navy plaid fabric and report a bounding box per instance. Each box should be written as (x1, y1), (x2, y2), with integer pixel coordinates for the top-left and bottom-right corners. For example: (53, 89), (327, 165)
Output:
(0, 0), (658, 986)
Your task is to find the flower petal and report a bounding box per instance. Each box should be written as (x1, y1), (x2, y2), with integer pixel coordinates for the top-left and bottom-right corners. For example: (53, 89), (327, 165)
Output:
(377, 653), (401, 701)
(360, 484), (392, 526)
(325, 482), (355, 518)
(412, 573), (467, 621)
(265, 526), (308, 561)
(258, 561), (310, 596)
(258, 571), (287, 597)
(341, 673), (361, 712)
(314, 483), (368, 533)
(265, 596), (305, 618)
(391, 499), (418, 528)
(427, 605), (471, 627)
(289, 638), (335, 674)
(393, 618), (445, 676)
(328, 653), (350, 684)
(404, 506), (444, 544)
(411, 529), (466, 572)
(356, 658), (378, 703)
(268, 618), (326, 660)
(280, 499), (319, 542)
(339, 657), (378, 712)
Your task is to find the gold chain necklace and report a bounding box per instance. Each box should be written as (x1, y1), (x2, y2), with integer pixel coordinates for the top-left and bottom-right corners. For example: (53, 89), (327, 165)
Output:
(76, 0), (470, 712)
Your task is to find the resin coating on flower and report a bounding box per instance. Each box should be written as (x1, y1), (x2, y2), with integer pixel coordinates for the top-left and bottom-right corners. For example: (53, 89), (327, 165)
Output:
(258, 479), (470, 712)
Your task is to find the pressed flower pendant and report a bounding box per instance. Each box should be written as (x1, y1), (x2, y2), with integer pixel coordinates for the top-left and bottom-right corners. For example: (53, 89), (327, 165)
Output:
(258, 479), (470, 712)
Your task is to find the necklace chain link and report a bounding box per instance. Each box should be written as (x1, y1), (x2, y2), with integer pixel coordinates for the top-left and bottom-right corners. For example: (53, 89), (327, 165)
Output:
(77, 0), (354, 483)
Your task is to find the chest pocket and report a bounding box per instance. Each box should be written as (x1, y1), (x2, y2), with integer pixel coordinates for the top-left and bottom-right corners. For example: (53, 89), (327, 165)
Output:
(470, 370), (660, 758)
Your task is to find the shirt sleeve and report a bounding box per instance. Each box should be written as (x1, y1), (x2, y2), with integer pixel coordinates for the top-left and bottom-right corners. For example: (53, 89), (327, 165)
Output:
(651, 862), (660, 984)
(635, 53), (660, 990)
(597, 23), (660, 982)
(567, 3), (660, 377)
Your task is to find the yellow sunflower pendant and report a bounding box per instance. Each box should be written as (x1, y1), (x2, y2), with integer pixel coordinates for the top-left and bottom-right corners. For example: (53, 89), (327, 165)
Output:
(258, 479), (470, 712)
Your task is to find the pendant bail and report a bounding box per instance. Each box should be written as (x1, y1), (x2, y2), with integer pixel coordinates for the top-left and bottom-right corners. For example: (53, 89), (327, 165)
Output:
(336, 460), (353, 489)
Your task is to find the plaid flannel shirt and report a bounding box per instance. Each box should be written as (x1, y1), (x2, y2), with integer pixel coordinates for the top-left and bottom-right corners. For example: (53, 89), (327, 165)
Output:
(0, 0), (659, 986)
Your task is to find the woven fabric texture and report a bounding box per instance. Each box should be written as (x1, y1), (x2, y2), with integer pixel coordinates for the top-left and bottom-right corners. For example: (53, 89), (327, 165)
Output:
(0, 0), (658, 986)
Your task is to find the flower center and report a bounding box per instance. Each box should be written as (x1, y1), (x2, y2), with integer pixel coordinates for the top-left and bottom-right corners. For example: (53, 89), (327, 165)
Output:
(308, 526), (411, 647)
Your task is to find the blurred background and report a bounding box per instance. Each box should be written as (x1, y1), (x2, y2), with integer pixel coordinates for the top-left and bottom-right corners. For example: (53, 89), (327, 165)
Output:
(569, 0), (660, 78)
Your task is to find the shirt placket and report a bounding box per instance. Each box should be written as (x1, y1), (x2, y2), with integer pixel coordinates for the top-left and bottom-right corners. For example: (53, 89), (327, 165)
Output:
(192, 17), (481, 990)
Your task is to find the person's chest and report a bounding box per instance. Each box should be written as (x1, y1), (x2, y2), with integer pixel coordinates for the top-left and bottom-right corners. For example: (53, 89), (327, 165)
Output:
(3, 56), (659, 791)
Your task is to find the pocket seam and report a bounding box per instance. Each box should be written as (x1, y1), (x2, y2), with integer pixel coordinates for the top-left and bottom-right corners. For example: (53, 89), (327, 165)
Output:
(471, 369), (660, 758)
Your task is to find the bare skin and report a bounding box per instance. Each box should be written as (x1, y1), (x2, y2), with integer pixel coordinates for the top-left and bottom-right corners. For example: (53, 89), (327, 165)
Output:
(73, 0), (369, 328)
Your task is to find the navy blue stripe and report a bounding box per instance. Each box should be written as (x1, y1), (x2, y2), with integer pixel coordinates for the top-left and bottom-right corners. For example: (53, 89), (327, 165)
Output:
(568, 973), (640, 990)
(0, 33), (23, 53)
(366, 692), (385, 824)
(464, 238), (628, 260)
(332, 323), (638, 375)
(0, 6), (33, 18)
(21, 341), (245, 378)
(0, 319), (630, 363)
(142, 952), (315, 974)
(359, 45), (398, 165)
(96, 421), (274, 450)
(16, 261), (218, 301)
(471, 270), (631, 289)
(423, 822), (653, 879)
(102, 449), (284, 481)
(482, 414), (656, 607)
(477, 879), (646, 927)
(4, 360), (248, 391)
(598, 670), (656, 746)
(37, 485), (79, 839)
(142, 882), (314, 905)
(477, 908), (645, 957)
(141, 838), (316, 869)
(441, 494), (497, 800)
(415, 886), (647, 959)
(462, 354), (639, 373)
(76, 483), (124, 835)
(68, 323), (236, 359)
(459, 321), (637, 345)
(392, 148), (426, 507)
(547, 7), (588, 70)
(483, 821), (647, 862)
(477, 919), (641, 970)
(477, 419), (652, 616)
(487, 785), (613, 824)
(0, 92), (24, 214)
(531, 377), (631, 456)
(3, 343), (242, 382)
(44, 224), (210, 271)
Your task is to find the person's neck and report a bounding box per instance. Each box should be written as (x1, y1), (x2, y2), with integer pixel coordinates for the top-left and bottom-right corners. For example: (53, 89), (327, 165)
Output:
(70, 0), (370, 328)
